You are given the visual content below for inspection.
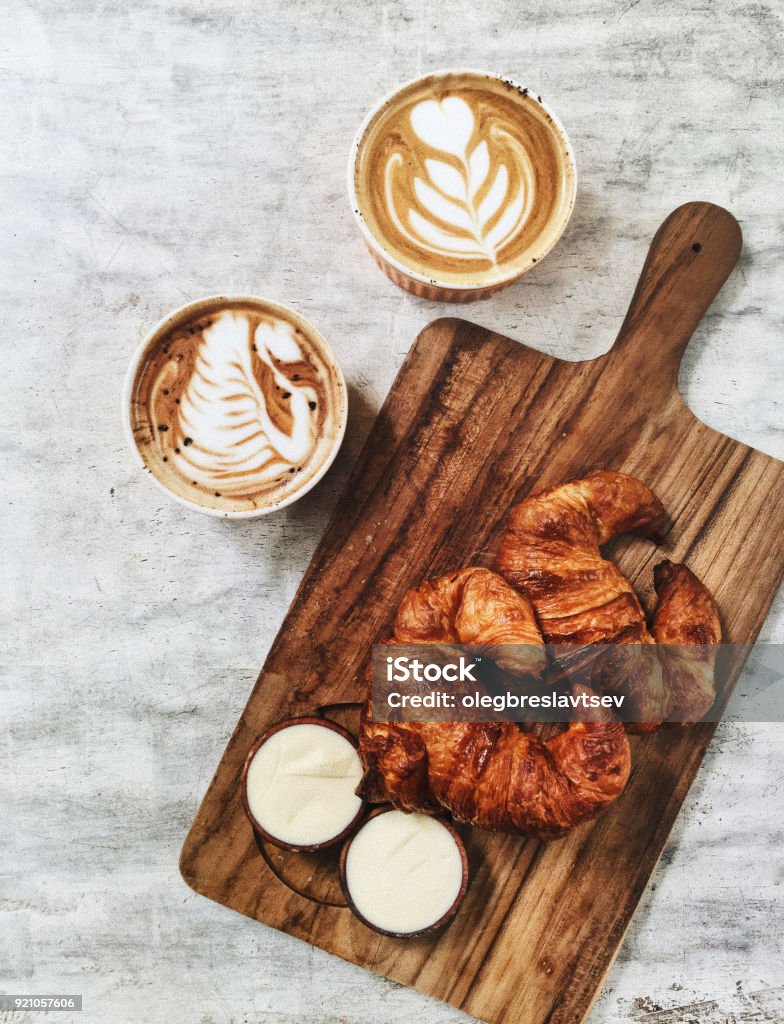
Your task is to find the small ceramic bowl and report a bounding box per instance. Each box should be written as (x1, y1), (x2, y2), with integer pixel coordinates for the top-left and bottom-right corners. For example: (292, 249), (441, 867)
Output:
(241, 716), (366, 853)
(339, 806), (469, 937)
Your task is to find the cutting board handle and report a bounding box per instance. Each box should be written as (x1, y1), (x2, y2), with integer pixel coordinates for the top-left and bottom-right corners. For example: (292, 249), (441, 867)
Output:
(606, 202), (742, 394)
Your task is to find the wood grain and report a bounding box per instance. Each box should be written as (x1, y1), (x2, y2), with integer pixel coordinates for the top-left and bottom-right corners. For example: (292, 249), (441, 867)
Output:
(180, 202), (784, 1024)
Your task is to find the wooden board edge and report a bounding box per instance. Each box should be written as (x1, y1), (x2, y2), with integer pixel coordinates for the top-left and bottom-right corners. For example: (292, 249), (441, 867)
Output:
(559, 728), (719, 1024)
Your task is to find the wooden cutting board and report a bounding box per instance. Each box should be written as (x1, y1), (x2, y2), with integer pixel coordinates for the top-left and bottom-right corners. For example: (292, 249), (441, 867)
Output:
(180, 202), (784, 1024)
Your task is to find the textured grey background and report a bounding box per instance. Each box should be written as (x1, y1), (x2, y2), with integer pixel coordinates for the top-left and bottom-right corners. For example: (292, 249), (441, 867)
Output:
(2, 1), (783, 1022)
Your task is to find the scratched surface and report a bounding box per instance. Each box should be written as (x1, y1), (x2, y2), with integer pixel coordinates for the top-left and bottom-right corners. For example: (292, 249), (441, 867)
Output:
(1, 1), (783, 1022)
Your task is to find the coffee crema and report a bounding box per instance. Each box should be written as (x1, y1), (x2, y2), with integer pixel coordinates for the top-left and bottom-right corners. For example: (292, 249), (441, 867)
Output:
(126, 298), (346, 515)
(351, 71), (576, 297)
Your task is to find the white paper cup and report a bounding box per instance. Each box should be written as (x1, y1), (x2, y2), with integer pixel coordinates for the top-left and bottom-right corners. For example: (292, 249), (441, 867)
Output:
(348, 69), (577, 302)
(122, 295), (348, 519)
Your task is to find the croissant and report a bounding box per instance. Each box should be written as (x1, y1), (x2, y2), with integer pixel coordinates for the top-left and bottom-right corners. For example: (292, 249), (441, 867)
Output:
(495, 470), (666, 645)
(652, 559), (722, 722)
(393, 566), (547, 677)
(495, 470), (720, 726)
(358, 568), (632, 839)
(358, 472), (721, 840)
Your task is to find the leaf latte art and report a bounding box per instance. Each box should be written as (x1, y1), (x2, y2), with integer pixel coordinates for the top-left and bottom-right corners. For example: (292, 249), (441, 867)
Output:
(353, 72), (575, 291)
(129, 301), (346, 513)
(387, 96), (534, 267)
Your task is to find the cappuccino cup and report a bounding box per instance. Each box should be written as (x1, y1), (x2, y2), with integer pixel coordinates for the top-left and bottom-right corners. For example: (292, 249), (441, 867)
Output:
(349, 70), (577, 302)
(123, 296), (347, 518)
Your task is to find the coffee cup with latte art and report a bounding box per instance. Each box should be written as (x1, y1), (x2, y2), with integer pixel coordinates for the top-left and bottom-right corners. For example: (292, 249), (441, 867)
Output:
(123, 296), (347, 517)
(349, 70), (577, 302)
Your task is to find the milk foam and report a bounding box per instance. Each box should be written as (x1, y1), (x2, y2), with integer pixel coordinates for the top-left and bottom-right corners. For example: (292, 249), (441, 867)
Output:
(169, 312), (318, 496)
(388, 95), (534, 267)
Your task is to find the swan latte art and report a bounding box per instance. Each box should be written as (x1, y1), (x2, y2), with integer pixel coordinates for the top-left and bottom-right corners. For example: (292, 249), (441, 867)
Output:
(350, 71), (576, 300)
(126, 297), (346, 515)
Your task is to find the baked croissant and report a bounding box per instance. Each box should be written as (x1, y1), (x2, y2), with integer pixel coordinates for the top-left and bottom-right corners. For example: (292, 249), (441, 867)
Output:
(358, 568), (632, 839)
(393, 566), (547, 677)
(652, 559), (722, 722)
(358, 472), (721, 840)
(495, 469), (666, 645)
(495, 470), (720, 727)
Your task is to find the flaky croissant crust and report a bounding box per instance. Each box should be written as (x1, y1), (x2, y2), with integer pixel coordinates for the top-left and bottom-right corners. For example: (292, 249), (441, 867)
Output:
(358, 567), (632, 839)
(496, 470), (721, 725)
(358, 471), (722, 840)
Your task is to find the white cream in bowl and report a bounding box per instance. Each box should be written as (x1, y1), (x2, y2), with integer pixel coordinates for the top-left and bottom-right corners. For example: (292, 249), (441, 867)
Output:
(243, 719), (365, 850)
